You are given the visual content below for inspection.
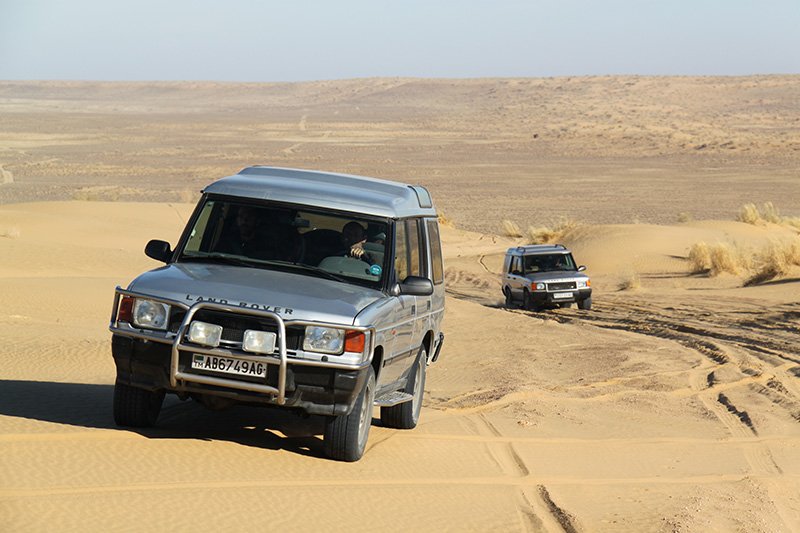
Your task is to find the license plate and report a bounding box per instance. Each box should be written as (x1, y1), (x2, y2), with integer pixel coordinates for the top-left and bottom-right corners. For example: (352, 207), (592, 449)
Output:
(192, 354), (267, 378)
(553, 292), (573, 299)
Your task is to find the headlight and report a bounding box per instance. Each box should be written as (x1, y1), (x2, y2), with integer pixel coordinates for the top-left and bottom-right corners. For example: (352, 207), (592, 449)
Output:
(132, 299), (170, 330)
(243, 330), (276, 354)
(531, 282), (546, 290)
(577, 279), (590, 288)
(303, 326), (345, 355)
(188, 321), (222, 347)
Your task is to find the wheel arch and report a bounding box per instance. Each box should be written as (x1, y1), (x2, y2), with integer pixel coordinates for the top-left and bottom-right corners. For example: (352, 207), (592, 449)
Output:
(371, 344), (385, 380)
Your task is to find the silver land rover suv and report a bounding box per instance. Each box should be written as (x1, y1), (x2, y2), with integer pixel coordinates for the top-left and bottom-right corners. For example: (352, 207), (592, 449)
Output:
(110, 166), (445, 461)
(502, 244), (591, 311)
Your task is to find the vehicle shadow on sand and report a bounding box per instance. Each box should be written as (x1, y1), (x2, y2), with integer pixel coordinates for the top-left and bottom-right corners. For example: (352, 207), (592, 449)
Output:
(0, 379), (341, 459)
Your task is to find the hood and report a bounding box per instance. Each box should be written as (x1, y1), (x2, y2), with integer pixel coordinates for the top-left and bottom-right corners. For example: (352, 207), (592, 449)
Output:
(524, 270), (589, 283)
(128, 262), (384, 324)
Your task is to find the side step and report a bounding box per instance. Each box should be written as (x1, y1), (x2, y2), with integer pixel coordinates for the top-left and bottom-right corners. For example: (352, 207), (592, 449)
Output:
(374, 391), (413, 406)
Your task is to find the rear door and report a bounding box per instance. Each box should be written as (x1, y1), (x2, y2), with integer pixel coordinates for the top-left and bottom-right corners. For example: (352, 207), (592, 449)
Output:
(508, 254), (527, 299)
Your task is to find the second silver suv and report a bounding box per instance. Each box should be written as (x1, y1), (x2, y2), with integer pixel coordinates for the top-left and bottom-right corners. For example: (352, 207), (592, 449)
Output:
(502, 244), (591, 311)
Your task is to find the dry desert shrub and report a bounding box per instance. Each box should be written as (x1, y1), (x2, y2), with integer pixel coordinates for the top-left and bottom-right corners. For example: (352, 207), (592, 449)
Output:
(526, 217), (578, 245)
(438, 213), (455, 228)
(689, 240), (751, 276)
(72, 186), (122, 202)
(179, 188), (201, 203)
(502, 220), (523, 238)
(688, 241), (711, 273)
(736, 202), (800, 227)
(708, 241), (750, 275)
(0, 226), (21, 239)
(738, 203), (763, 225)
(618, 265), (641, 290)
(745, 237), (800, 286)
(677, 212), (692, 223)
(690, 236), (800, 285)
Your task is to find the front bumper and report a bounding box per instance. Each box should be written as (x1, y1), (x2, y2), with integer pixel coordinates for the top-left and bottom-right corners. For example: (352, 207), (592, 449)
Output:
(110, 288), (374, 416)
(528, 288), (592, 305)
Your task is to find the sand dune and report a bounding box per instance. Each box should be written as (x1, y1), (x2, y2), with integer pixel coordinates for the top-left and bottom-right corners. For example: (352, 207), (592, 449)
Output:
(1, 199), (799, 531)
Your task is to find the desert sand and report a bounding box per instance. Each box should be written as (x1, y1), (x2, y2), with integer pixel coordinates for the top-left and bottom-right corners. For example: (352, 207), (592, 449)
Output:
(1, 78), (799, 532)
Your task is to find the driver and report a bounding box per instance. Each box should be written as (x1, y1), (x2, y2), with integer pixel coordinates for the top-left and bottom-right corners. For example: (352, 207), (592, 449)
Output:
(341, 221), (376, 264)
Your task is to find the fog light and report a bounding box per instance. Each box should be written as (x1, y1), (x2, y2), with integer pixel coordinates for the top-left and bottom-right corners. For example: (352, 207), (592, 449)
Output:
(243, 330), (276, 354)
(188, 321), (222, 347)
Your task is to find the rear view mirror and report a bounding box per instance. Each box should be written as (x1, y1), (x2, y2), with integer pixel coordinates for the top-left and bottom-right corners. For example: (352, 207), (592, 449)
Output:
(145, 239), (172, 263)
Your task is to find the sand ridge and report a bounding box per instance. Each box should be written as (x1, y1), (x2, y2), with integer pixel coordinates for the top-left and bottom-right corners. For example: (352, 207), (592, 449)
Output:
(2, 199), (800, 531)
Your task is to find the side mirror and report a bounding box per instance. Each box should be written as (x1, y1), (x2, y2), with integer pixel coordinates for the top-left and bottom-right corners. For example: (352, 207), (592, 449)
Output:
(398, 275), (433, 296)
(145, 239), (172, 263)
(511, 269), (522, 276)
(578, 265), (586, 272)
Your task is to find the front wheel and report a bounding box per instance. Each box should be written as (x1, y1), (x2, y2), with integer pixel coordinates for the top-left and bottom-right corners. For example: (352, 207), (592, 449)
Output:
(504, 287), (514, 308)
(324, 366), (376, 462)
(523, 289), (537, 312)
(578, 296), (592, 310)
(381, 346), (427, 429)
(113, 379), (164, 428)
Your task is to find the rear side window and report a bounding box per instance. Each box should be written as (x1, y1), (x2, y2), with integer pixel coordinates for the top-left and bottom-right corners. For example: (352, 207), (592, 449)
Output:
(395, 221), (409, 282)
(408, 219), (422, 277)
(426, 219), (444, 284)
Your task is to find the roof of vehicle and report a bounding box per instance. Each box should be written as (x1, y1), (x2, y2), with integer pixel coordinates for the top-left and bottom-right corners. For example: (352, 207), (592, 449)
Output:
(202, 166), (437, 219)
(507, 244), (571, 255)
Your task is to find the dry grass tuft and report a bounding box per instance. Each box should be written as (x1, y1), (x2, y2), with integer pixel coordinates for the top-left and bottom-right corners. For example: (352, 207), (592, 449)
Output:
(708, 241), (750, 275)
(737, 202), (800, 227)
(677, 212), (692, 223)
(688, 241), (711, 273)
(438, 213), (455, 228)
(502, 220), (523, 238)
(618, 265), (641, 290)
(688, 240), (753, 276)
(0, 226), (21, 239)
(526, 217), (578, 245)
(745, 237), (800, 286)
(691, 236), (800, 285)
(178, 188), (201, 204)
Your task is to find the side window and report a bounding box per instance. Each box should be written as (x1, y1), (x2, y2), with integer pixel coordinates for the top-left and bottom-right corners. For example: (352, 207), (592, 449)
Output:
(511, 256), (522, 274)
(408, 219), (422, 277)
(426, 219), (444, 284)
(395, 221), (409, 282)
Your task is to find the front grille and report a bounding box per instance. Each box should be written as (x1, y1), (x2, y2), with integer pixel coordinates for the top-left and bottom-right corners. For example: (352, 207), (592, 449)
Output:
(190, 309), (302, 350)
(548, 281), (577, 291)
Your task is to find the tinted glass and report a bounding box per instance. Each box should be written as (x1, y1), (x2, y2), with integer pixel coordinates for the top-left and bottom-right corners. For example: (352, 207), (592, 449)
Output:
(179, 198), (389, 288)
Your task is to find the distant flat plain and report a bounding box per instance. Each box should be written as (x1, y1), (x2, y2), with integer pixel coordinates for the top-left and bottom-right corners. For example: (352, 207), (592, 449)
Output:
(2, 76), (798, 231)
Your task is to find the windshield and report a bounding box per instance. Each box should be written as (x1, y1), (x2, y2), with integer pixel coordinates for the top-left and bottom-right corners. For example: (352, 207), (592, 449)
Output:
(524, 253), (576, 274)
(178, 198), (390, 288)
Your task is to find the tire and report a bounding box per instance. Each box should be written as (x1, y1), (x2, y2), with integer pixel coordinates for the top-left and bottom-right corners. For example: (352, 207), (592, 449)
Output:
(381, 346), (427, 430)
(504, 287), (514, 308)
(113, 379), (164, 428)
(578, 296), (592, 310)
(324, 366), (376, 462)
(523, 289), (537, 311)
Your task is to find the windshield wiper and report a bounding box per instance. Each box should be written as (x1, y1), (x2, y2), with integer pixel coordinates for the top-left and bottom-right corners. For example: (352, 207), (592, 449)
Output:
(179, 253), (258, 268)
(262, 260), (348, 283)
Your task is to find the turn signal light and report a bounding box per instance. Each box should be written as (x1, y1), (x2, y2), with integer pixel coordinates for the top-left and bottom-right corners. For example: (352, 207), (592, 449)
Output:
(119, 296), (134, 322)
(344, 331), (365, 353)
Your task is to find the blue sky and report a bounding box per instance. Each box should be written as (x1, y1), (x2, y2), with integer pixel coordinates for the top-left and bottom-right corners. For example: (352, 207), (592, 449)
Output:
(1, 0), (798, 81)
